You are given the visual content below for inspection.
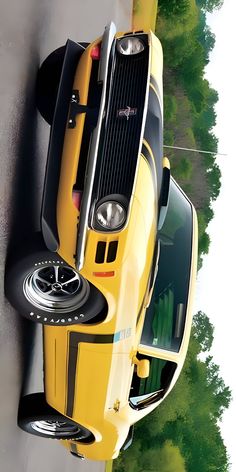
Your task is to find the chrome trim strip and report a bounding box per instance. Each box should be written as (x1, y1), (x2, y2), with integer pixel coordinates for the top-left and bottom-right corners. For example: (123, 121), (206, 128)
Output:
(76, 22), (116, 270)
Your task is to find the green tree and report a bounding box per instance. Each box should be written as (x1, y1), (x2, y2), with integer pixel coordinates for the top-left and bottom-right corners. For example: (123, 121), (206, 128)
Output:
(196, 129), (218, 153)
(196, 0), (224, 13)
(141, 441), (186, 472)
(203, 204), (214, 223)
(158, 0), (190, 18)
(196, 11), (216, 63)
(207, 163), (221, 200)
(164, 129), (175, 146)
(164, 95), (177, 121)
(205, 356), (232, 418)
(192, 311), (214, 352)
(195, 106), (217, 131)
(137, 366), (192, 439)
(198, 231), (211, 255)
(177, 43), (205, 85)
(161, 32), (196, 68)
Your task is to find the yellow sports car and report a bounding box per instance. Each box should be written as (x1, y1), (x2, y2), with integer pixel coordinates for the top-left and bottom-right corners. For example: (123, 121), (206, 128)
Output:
(5, 23), (198, 461)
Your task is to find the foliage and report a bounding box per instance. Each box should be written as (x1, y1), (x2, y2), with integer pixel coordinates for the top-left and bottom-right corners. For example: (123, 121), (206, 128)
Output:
(164, 95), (177, 122)
(115, 440), (186, 472)
(141, 440), (186, 472)
(164, 129), (174, 146)
(172, 157), (193, 180)
(198, 231), (211, 255)
(157, 0), (223, 263)
(158, 0), (198, 41)
(196, 0), (224, 12)
(203, 204), (214, 223)
(196, 11), (216, 62)
(158, 0), (190, 19)
(192, 310), (214, 352)
(207, 163), (221, 200)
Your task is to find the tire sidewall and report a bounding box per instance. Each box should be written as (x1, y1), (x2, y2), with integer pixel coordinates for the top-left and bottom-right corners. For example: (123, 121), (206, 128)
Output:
(20, 413), (90, 440)
(6, 247), (106, 325)
(18, 394), (93, 441)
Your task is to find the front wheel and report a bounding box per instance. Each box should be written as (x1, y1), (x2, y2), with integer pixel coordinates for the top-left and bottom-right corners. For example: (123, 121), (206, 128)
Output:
(5, 234), (107, 325)
(18, 393), (94, 442)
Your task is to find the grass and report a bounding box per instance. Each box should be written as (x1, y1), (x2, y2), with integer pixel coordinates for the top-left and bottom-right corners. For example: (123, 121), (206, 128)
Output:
(105, 460), (113, 472)
(157, 0), (198, 39)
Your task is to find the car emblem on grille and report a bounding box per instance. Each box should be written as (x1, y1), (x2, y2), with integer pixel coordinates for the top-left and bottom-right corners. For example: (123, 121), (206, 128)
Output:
(117, 106), (137, 120)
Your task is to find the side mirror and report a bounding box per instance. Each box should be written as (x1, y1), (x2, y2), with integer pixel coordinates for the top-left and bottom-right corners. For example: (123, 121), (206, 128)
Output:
(132, 356), (150, 379)
(158, 157), (170, 230)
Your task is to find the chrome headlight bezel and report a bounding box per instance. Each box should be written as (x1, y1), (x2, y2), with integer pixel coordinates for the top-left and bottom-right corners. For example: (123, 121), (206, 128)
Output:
(116, 36), (145, 56)
(94, 200), (127, 231)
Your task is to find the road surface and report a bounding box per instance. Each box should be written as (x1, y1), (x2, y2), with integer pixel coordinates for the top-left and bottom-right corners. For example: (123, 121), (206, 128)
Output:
(0, 1), (132, 470)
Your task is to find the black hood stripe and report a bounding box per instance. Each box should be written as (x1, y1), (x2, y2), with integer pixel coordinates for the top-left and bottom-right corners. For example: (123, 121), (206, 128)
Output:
(141, 142), (157, 195)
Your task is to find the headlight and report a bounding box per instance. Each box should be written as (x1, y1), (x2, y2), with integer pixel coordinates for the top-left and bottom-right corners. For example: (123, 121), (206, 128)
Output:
(95, 201), (126, 230)
(117, 37), (145, 55)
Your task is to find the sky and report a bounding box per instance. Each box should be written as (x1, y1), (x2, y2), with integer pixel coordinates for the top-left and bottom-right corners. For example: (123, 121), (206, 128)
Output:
(194, 0), (236, 468)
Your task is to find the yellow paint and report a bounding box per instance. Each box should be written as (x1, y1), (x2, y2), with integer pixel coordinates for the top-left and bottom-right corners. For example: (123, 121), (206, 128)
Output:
(132, 0), (158, 32)
(163, 156), (170, 169)
(149, 32), (163, 107)
(42, 28), (198, 462)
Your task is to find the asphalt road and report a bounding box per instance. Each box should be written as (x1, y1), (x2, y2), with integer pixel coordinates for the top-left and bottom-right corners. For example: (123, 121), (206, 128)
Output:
(0, 1), (132, 470)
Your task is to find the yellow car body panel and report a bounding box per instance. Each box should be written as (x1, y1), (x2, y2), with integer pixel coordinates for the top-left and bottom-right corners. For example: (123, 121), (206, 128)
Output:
(41, 28), (198, 460)
(44, 155), (157, 409)
(7, 24), (198, 462)
(43, 202), (198, 460)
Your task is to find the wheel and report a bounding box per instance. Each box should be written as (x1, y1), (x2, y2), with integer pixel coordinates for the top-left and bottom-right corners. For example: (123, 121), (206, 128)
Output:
(5, 233), (107, 325)
(36, 46), (66, 125)
(36, 43), (89, 124)
(18, 393), (94, 442)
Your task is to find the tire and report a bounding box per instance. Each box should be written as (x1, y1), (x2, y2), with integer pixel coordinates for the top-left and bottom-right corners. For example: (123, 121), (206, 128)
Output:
(36, 43), (89, 125)
(18, 393), (94, 442)
(5, 233), (107, 326)
(36, 46), (66, 125)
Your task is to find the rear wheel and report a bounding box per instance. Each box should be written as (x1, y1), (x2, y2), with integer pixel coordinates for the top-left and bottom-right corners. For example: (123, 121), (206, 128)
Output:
(5, 233), (107, 325)
(18, 393), (94, 441)
(36, 42), (89, 124)
(36, 46), (65, 124)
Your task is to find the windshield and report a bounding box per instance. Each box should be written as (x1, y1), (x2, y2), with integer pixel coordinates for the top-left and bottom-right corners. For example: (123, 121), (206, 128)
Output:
(141, 180), (193, 352)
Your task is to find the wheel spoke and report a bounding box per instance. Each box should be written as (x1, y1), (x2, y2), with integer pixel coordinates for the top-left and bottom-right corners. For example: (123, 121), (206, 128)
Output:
(54, 265), (59, 282)
(61, 275), (79, 286)
(44, 289), (54, 295)
(23, 264), (89, 313)
(31, 419), (79, 436)
(61, 287), (73, 295)
(36, 275), (51, 286)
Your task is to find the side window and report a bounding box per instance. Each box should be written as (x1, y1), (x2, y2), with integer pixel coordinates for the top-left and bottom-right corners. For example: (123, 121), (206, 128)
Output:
(129, 355), (176, 409)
